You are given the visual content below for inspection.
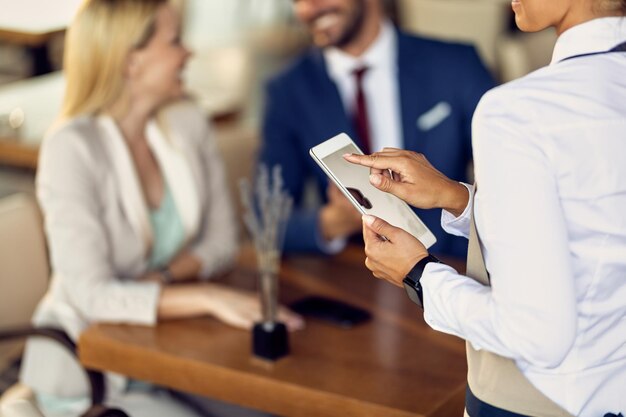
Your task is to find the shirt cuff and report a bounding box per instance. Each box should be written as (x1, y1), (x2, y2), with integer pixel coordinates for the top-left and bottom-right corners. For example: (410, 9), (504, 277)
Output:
(441, 182), (474, 238)
(315, 228), (348, 254)
(420, 262), (464, 338)
(314, 212), (348, 255)
(94, 281), (162, 326)
(420, 261), (486, 351)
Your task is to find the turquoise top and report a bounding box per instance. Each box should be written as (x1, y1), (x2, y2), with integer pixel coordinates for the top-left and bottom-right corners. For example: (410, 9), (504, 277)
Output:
(148, 184), (185, 269)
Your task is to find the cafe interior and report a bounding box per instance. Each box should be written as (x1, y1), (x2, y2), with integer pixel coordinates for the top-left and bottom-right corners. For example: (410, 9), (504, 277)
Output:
(0, 1), (558, 416)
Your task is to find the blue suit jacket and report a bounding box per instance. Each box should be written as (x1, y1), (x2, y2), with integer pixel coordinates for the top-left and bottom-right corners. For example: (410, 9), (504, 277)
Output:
(261, 30), (494, 258)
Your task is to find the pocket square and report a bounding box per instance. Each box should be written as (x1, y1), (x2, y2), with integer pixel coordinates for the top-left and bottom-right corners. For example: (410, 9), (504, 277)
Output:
(416, 101), (452, 131)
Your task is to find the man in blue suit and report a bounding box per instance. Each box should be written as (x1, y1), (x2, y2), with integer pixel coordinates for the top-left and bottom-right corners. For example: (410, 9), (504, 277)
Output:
(261, 0), (494, 258)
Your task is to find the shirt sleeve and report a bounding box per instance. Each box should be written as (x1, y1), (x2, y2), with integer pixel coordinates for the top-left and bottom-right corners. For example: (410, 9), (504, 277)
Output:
(315, 225), (348, 254)
(281, 207), (347, 254)
(37, 129), (161, 326)
(440, 182), (474, 239)
(420, 90), (578, 368)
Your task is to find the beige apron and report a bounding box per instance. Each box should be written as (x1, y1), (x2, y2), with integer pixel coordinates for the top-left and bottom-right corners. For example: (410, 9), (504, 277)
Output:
(464, 200), (573, 417)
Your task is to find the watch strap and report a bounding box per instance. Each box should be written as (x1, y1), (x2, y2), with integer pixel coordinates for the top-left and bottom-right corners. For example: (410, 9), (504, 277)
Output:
(403, 254), (441, 307)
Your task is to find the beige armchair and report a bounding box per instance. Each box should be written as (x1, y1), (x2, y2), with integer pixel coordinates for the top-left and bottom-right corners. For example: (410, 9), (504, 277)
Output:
(1, 399), (45, 417)
(395, 0), (512, 74)
(496, 29), (557, 82)
(395, 0), (557, 83)
(0, 193), (127, 417)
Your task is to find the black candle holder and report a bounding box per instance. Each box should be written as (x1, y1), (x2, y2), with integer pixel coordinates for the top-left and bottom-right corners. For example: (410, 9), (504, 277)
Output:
(252, 321), (289, 361)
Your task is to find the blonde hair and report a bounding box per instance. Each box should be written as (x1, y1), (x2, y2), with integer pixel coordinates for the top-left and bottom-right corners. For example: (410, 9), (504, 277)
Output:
(61, 0), (169, 118)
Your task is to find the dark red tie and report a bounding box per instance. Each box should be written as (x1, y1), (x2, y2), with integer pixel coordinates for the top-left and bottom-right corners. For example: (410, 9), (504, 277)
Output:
(352, 66), (372, 155)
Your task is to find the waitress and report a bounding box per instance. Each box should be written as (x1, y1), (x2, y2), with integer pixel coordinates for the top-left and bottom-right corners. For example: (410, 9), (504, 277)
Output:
(344, 0), (626, 416)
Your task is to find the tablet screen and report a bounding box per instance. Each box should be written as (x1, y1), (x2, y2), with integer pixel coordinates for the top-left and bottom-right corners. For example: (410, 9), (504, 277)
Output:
(321, 143), (429, 242)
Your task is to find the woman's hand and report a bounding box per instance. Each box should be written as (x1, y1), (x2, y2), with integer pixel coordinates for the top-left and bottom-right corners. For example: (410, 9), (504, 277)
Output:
(343, 148), (468, 217)
(205, 284), (305, 331)
(158, 283), (305, 332)
(362, 215), (429, 287)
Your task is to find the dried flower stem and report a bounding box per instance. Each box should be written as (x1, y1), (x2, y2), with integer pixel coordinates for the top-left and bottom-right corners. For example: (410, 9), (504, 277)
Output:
(239, 164), (293, 323)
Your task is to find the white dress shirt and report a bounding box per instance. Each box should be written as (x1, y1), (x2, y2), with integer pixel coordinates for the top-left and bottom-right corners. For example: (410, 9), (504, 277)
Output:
(324, 21), (403, 152)
(421, 17), (626, 416)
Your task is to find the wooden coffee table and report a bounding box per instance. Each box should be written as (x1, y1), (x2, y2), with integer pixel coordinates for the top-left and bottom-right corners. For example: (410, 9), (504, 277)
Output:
(79, 245), (468, 417)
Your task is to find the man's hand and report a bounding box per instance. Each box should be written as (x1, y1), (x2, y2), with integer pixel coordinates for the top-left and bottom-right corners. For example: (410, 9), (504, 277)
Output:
(362, 215), (428, 288)
(344, 148), (468, 217)
(319, 183), (362, 241)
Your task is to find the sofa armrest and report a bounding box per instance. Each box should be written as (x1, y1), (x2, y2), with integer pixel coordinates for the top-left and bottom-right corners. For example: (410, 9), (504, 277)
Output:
(0, 326), (128, 417)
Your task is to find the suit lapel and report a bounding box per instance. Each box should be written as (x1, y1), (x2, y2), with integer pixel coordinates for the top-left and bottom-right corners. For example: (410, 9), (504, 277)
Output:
(308, 50), (356, 146)
(146, 115), (200, 242)
(304, 51), (356, 189)
(97, 111), (202, 260)
(98, 116), (152, 256)
(307, 33), (435, 153)
(397, 32), (432, 153)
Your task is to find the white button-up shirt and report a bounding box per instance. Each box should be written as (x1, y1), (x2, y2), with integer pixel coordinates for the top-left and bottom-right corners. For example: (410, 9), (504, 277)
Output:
(324, 21), (403, 152)
(421, 17), (626, 416)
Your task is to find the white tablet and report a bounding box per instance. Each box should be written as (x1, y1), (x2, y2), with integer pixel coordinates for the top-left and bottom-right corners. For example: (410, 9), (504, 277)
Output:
(310, 133), (436, 249)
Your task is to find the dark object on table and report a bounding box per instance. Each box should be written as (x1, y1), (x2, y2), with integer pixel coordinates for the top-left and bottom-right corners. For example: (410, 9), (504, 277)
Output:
(252, 322), (289, 361)
(290, 296), (371, 328)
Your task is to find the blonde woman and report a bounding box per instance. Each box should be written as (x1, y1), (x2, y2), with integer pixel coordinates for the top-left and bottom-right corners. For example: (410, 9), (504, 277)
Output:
(19, 0), (302, 416)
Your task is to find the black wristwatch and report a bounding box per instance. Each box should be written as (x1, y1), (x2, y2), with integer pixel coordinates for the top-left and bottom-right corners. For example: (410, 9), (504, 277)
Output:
(403, 254), (441, 309)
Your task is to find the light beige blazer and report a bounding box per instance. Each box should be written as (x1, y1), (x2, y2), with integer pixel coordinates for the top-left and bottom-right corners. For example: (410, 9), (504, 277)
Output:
(20, 100), (238, 397)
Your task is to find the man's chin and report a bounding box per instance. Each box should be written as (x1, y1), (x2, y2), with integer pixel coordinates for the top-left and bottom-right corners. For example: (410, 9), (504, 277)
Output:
(312, 30), (338, 48)
(312, 26), (362, 50)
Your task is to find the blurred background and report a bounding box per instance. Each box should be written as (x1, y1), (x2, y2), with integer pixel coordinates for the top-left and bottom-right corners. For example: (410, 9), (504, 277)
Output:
(0, 0), (557, 199)
(0, 0), (557, 401)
